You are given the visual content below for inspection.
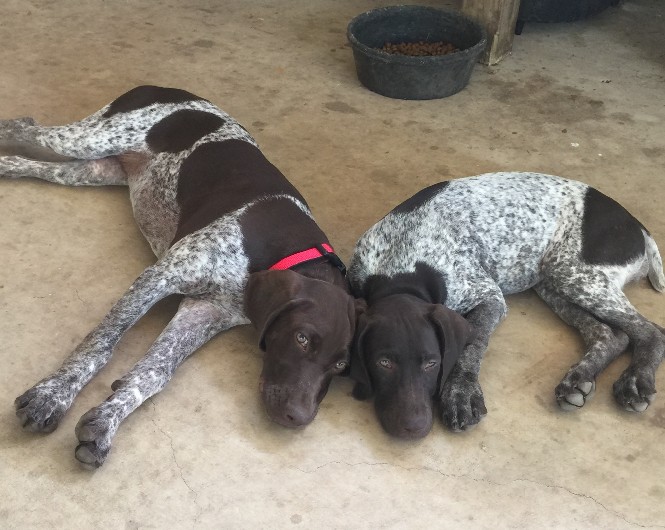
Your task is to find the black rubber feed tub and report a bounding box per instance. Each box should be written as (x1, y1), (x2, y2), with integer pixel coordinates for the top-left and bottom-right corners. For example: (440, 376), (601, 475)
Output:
(347, 6), (487, 100)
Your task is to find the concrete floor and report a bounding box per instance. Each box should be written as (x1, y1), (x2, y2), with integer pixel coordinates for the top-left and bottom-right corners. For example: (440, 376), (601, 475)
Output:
(1, 0), (664, 528)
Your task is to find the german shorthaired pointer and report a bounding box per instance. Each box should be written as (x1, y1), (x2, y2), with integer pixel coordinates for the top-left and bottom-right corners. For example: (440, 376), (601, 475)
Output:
(348, 172), (665, 438)
(1, 86), (358, 467)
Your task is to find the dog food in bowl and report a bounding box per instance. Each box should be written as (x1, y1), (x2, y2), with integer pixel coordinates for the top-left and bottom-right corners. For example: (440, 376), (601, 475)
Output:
(380, 41), (459, 57)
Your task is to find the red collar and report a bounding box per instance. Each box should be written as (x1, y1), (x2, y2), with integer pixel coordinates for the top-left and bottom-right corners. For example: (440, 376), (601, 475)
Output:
(269, 243), (346, 275)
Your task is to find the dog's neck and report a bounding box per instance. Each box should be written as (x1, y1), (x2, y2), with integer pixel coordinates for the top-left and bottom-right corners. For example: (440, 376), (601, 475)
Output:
(362, 261), (447, 305)
(293, 261), (350, 292)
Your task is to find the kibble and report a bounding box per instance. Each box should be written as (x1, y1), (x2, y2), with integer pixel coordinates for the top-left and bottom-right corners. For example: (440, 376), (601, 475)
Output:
(379, 41), (459, 56)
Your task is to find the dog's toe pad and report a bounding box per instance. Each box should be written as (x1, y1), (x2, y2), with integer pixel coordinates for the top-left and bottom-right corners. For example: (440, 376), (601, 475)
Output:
(625, 401), (649, 413)
(75, 442), (104, 469)
(578, 381), (594, 396)
(556, 376), (596, 411)
(566, 393), (585, 407)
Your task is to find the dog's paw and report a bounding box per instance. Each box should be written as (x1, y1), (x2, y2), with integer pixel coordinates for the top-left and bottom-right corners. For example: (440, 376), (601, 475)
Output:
(555, 368), (596, 411)
(613, 367), (656, 413)
(74, 408), (115, 469)
(15, 384), (71, 433)
(0, 117), (36, 127)
(0, 117), (36, 137)
(440, 371), (487, 432)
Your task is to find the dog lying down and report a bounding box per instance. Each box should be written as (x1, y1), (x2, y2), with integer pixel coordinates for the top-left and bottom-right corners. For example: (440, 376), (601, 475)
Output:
(348, 172), (665, 439)
(1, 86), (360, 467)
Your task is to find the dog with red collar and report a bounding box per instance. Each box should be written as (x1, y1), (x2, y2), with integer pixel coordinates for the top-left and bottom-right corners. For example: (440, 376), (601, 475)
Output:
(1, 85), (359, 468)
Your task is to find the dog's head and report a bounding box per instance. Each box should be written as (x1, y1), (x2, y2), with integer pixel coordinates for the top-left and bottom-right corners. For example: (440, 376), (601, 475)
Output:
(244, 269), (360, 428)
(350, 294), (471, 439)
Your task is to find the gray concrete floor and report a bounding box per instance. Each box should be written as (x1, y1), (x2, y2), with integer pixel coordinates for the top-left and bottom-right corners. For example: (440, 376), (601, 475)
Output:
(1, 0), (664, 528)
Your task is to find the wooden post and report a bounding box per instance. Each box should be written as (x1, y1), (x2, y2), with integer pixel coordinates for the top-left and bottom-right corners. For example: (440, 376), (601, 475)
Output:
(461, 0), (521, 65)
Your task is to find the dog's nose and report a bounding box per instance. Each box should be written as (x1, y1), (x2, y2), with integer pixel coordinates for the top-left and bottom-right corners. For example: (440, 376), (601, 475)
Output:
(262, 386), (317, 428)
(399, 413), (431, 439)
(274, 404), (315, 428)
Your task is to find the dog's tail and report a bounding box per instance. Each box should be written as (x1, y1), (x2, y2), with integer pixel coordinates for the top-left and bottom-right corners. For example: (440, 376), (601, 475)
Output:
(644, 231), (665, 292)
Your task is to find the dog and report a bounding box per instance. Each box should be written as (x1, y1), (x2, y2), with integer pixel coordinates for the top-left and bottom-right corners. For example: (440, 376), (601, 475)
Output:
(347, 172), (665, 439)
(1, 85), (359, 467)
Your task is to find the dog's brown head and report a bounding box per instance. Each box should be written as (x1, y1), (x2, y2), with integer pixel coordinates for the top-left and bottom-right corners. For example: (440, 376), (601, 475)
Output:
(351, 294), (471, 439)
(244, 269), (359, 427)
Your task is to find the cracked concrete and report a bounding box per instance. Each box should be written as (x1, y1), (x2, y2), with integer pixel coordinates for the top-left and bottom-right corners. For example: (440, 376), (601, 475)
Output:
(1, 0), (664, 528)
(292, 460), (664, 528)
(150, 399), (199, 496)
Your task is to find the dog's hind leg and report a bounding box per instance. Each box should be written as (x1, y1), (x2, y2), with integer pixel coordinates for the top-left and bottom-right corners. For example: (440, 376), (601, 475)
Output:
(534, 282), (629, 410)
(0, 110), (137, 186)
(0, 108), (148, 160)
(0, 155), (127, 186)
(0, 85), (215, 160)
(546, 267), (665, 412)
(73, 296), (241, 468)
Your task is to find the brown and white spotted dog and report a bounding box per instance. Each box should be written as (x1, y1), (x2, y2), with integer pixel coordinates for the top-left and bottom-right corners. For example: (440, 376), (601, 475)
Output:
(0, 86), (360, 467)
(348, 173), (665, 439)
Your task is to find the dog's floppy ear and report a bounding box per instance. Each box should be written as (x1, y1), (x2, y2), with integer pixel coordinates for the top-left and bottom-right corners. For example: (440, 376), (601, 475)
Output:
(338, 297), (367, 377)
(350, 308), (374, 400)
(429, 304), (472, 385)
(349, 297), (367, 338)
(244, 270), (310, 350)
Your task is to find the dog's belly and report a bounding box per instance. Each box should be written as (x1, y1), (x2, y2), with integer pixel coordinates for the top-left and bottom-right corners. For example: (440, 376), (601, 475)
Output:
(475, 231), (551, 295)
(120, 152), (180, 258)
(491, 257), (544, 294)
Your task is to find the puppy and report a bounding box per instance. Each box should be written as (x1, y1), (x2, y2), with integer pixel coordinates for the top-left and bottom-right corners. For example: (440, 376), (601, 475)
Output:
(348, 172), (664, 438)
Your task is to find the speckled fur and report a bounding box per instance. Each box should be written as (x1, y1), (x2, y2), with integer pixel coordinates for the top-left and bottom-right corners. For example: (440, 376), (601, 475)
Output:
(1, 90), (317, 468)
(349, 172), (665, 431)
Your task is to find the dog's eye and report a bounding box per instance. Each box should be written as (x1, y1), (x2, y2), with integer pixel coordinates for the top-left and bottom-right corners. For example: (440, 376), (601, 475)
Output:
(378, 359), (393, 369)
(295, 332), (309, 348)
(335, 361), (347, 370)
(424, 360), (438, 370)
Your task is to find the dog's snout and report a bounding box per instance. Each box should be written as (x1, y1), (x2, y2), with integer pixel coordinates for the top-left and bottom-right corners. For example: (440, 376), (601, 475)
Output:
(281, 406), (314, 427)
(400, 414), (431, 439)
(261, 383), (318, 428)
(269, 402), (316, 428)
(379, 398), (433, 440)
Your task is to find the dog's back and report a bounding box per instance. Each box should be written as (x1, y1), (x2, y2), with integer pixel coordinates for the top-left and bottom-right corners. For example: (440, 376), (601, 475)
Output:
(14, 86), (330, 270)
(350, 172), (660, 312)
(85, 87), (315, 260)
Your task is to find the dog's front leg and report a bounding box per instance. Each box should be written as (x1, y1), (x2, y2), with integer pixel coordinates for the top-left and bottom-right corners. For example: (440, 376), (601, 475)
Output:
(15, 266), (178, 432)
(73, 296), (240, 468)
(440, 294), (507, 432)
